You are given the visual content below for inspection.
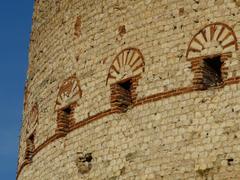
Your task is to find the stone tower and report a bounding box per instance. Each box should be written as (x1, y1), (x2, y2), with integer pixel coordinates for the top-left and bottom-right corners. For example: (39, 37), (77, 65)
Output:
(17, 0), (240, 179)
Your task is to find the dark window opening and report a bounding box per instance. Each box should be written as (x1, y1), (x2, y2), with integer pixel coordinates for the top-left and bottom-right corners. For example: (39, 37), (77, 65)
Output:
(227, 158), (234, 166)
(56, 105), (75, 135)
(115, 79), (132, 112)
(202, 56), (223, 87)
(63, 106), (72, 116)
(119, 80), (132, 91)
(25, 133), (35, 162)
(60, 106), (73, 123)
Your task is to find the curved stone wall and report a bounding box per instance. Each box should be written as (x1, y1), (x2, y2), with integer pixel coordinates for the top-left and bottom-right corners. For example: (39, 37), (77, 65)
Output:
(18, 0), (240, 179)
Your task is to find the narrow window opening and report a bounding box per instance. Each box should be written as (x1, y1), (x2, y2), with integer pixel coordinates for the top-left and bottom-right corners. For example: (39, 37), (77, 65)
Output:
(119, 80), (132, 91)
(110, 77), (140, 113)
(202, 56), (223, 88)
(61, 106), (73, 128)
(56, 105), (75, 135)
(116, 79), (132, 112)
(227, 158), (234, 166)
(25, 133), (35, 162)
(63, 106), (72, 116)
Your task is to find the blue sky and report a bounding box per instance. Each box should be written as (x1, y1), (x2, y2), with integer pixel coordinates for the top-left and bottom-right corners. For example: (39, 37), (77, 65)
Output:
(0, 0), (34, 179)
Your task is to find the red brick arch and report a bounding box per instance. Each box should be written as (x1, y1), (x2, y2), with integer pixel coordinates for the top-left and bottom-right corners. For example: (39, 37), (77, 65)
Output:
(106, 48), (145, 85)
(26, 103), (39, 135)
(55, 74), (82, 111)
(186, 22), (238, 59)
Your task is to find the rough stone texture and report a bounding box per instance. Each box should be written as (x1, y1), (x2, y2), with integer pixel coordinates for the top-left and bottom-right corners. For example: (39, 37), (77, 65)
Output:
(18, 0), (240, 179)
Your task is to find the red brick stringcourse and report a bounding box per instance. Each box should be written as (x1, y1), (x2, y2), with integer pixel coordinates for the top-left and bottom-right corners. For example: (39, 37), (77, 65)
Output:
(17, 160), (31, 179)
(70, 109), (113, 131)
(17, 77), (240, 179)
(17, 22), (240, 178)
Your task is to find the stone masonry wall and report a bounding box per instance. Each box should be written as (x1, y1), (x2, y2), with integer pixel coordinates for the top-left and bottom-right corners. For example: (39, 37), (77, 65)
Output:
(18, 0), (240, 179)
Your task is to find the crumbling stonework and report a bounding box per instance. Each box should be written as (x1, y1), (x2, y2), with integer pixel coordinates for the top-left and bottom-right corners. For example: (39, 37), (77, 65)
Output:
(75, 152), (93, 174)
(18, 0), (240, 179)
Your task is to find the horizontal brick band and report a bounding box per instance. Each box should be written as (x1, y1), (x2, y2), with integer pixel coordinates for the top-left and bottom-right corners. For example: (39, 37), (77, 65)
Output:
(17, 77), (240, 179)
(33, 133), (65, 156)
(17, 160), (31, 179)
(70, 109), (113, 131)
(135, 86), (195, 106)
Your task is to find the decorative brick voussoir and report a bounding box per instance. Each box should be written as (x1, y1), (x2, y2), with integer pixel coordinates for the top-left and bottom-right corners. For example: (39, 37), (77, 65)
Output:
(26, 103), (39, 135)
(55, 74), (82, 111)
(186, 22), (238, 60)
(23, 85), (29, 112)
(106, 48), (145, 85)
(74, 16), (81, 37)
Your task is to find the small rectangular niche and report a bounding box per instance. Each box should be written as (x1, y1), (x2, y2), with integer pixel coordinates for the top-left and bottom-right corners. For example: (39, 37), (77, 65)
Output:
(56, 105), (75, 135)
(202, 56), (223, 88)
(25, 133), (35, 162)
(111, 79), (133, 113)
(63, 106), (72, 119)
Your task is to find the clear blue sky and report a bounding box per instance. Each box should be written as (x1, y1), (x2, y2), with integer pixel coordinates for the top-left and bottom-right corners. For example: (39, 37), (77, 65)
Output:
(0, 0), (34, 179)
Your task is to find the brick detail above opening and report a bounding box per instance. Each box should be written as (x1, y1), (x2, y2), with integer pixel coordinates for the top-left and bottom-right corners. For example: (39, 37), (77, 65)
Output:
(55, 74), (82, 111)
(186, 22), (238, 60)
(106, 48), (145, 85)
(74, 16), (81, 37)
(26, 103), (39, 136)
(23, 85), (29, 112)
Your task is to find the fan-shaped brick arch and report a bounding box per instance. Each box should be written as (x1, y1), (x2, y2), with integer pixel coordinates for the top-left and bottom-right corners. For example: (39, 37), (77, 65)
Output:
(25, 103), (39, 163)
(186, 23), (238, 90)
(26, 103), (39, 135)
(55, 74), (82, 111)
(23, 86), (29, 112)
(186, 22), (238, 59)
(106, 48), (145, 85)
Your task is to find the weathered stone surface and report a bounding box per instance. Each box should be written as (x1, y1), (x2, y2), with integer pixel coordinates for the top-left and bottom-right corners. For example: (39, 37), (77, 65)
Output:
(17, 0), (240, 179)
